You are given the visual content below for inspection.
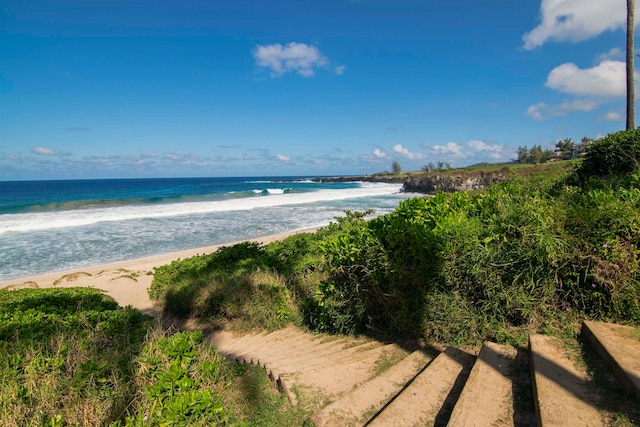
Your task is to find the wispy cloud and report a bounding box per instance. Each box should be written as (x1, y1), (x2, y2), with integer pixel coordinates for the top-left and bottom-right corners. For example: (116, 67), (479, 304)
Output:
(392, 144), (426, 160)
(601, 111), (624, 122)
(467, 140), (507, 159)
(372, 148), (389, 159)
(163, 152), (210, 166)
(2, 154), (21, 161)
(598, 47), (624, 62)
(425, 142), (467, 158)
(523, 0), (631, 50)
(421, 140), (511, 163)
(253, 42), (329, 77)
(276, 154), (292, 163)
(526, 99), (600, 120)
(31, 146), (71, 156)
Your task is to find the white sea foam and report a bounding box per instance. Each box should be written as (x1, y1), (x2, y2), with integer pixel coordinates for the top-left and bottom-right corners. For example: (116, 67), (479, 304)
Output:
(0, 183), (402, 234)
(266, 188), (287, 194)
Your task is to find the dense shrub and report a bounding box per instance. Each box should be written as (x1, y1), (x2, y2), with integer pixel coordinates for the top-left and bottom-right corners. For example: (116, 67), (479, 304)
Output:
(150, 234), (328, 330)
(577, 128), (640, 181)
(310, 177), (640, 344)
(149, 137), (640, 345)
(0, 288), (152, 426)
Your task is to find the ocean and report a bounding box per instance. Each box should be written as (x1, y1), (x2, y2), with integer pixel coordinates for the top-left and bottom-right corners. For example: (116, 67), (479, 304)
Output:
(0, 177), (412, 281)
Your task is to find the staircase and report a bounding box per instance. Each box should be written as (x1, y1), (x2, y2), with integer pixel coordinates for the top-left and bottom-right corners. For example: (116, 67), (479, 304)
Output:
(207, 321), (640, 426)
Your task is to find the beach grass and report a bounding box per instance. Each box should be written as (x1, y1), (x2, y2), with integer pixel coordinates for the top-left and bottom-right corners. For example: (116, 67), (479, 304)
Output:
(0, 287), (308, 426)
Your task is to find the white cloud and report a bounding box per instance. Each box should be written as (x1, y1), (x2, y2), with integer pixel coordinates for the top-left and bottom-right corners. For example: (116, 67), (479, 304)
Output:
(31, 146), (71, 156)
(392, 144), (427, 160)
(276, 154), (292, 163)
(523, 0), (632, 50)
(546, 60), (627, 97)
(598, 47), (624, 62)
(602, 111), (624, 121)
(526, 99), (600, 120)
(253, 42), (329, 77)
(427, 142), (467, 158)
(335, 65), (346, 75)
(163, 152), (210, 166)
(526, 103), (546, 120)
(467, 140), (507, 159)
(372, 148), (389, 159)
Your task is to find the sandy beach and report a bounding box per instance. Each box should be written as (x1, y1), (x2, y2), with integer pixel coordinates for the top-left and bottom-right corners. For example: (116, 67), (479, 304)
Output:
(0, 228), (316, 317)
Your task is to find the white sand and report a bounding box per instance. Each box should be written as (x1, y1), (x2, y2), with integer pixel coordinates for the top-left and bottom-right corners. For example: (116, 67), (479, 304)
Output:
(0, 228), (317, 317)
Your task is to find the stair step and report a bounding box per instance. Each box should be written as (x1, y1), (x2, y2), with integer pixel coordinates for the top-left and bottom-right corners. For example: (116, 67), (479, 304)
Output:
(226, 328), (319, 361)
(529, 334), (604, 426)
(207, 329), (268, 360)
(366, 347), (475, 427)
(308, 348), (435, 427)
(581, 320), (640, 402)
(250, 336), (367, 367)
(235, 335), (350, 365)
(446, 341), (517, 427)
(278, 344), (405, 408)
(264, 341), (383, 377)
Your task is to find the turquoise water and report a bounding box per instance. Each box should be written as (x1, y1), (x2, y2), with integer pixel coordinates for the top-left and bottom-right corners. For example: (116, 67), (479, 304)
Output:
(0, 177), (412, 280)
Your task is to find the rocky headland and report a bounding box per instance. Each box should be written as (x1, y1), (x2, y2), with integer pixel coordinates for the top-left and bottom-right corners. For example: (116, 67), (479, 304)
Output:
(402, 169), (510, 194)
(284, 169), (510, 194)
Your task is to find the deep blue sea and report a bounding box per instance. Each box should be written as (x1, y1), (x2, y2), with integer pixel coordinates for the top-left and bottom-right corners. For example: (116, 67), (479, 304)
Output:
(0, 177), (412, 281)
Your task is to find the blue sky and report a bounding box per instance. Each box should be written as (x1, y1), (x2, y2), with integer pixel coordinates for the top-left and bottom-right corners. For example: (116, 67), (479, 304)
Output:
(0, 0), (635, 179)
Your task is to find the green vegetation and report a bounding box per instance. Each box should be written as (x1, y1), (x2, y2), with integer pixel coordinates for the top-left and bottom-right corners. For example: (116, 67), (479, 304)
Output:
(0, 288), (305, 426)
(391, 160), (402, 174)
(152, 130), (640, 347)
(5, 129), (640, 425)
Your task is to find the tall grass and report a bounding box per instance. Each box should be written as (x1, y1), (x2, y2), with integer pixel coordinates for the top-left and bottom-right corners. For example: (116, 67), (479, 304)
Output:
(0, 288), (308, 426)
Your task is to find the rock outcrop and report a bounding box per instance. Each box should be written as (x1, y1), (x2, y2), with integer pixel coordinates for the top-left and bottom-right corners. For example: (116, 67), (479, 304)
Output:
(402, 170), (509, 194)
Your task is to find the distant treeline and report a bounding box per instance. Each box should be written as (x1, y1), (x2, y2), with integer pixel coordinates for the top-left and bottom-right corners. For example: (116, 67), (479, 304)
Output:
(517, 137), (594, 164)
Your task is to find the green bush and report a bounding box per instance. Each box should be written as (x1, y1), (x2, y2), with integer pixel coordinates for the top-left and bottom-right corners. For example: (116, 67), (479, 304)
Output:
(310, 176), (640, 343)
(0, 288), (152, 426)
(148, 145), (640, 345)
(577, 128), (640, 181)
(150, 234), (327, 330)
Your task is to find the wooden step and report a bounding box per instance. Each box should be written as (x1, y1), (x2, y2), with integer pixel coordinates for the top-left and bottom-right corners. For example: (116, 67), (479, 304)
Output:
(529, 334), (604, 426)
(447, 341), (517, 427)
(581, 320), (640, 402)
(366, 347), (475, 427)
(308, 349), (435, 427)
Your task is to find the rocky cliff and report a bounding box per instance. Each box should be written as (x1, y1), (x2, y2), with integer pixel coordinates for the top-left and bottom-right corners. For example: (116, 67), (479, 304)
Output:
(402, 170), (510, 194)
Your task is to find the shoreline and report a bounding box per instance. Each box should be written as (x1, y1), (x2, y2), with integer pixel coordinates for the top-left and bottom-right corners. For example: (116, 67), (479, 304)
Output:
(0, 227), (318, 316)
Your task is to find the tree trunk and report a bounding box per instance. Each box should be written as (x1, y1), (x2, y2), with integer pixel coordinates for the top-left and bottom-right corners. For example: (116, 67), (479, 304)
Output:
(627, 0), (635, 130)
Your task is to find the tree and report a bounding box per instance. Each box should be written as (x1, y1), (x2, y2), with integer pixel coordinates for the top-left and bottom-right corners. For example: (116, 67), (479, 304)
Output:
(628, 0), (635, 130)
(555, 138), (576, 160)
(391, 161), (402, 174)
(516, 146), (529, 164)
(529, 145), (544, 164)
(422, 162), (435, 172)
